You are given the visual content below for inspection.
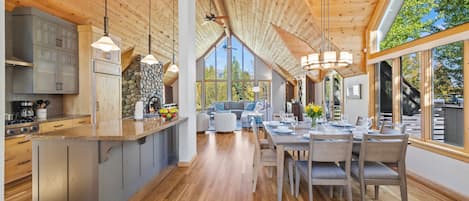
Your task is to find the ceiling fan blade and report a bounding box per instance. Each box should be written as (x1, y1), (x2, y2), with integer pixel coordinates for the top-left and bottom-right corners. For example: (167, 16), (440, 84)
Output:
(215, 16), (229, 19)
(214, 19), (224, 26)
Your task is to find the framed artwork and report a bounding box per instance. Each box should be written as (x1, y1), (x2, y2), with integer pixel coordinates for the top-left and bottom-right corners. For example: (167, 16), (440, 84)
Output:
(346, 84), (361, 99)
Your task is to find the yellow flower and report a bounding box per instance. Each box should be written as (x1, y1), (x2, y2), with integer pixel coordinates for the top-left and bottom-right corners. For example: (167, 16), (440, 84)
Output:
(313, 106), (319, 113)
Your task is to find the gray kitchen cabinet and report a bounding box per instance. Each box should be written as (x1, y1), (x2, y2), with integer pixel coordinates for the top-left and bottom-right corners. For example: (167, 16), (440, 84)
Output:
(12, 7), (78, 94)
(141, 135), (155, 185)
(123, 141), (141, 199)
(98, 142), (125, 201)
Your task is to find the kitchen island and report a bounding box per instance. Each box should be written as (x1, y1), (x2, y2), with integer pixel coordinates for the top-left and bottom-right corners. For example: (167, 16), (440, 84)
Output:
(30, 117), (188, 201)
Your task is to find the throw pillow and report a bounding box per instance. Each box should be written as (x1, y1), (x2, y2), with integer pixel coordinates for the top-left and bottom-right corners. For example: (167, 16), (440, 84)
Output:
(214, 102), (225, 111)
(245, 103), (256, 111)
(254, 102), (264, 112)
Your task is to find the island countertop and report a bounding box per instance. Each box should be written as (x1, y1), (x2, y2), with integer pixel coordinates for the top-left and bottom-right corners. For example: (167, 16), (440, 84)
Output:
(31, 117), (188, 141)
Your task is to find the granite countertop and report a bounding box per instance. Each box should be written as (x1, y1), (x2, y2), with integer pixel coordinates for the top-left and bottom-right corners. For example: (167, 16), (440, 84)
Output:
(37, 114), (91, 123)
(31, 117), (188, 141)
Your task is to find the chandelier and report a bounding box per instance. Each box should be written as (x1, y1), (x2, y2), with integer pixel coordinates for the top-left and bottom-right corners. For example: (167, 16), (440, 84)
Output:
(301, 0), (352, 70)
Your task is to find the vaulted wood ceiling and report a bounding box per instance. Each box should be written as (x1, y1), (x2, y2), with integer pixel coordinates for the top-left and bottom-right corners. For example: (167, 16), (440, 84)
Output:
(6, 0), (378, 78)
(5, 0), (224, 63)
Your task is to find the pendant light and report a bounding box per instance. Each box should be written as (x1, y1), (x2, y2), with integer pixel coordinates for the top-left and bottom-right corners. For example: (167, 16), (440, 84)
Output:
(91, 0), (120, 52)
(167, 0), (179, 72)
(300, 0), (352, 70)
(141, 0), (159, 65)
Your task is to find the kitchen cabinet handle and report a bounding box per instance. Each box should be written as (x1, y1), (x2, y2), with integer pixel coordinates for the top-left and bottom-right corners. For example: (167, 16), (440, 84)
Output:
(77, 121), (87, 124)
(96, 101), (100, 111)
(17, 160), (31, 166)
(17, 140), (30, 144)
(53, 124), (64, 128)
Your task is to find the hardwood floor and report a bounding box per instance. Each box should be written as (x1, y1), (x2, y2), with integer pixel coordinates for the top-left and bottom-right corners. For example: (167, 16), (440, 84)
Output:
(4, 129), (454, 201)
(141, 130), (454, 201)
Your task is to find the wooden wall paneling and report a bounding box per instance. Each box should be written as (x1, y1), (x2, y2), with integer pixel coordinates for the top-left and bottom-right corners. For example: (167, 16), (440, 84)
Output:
(392, 58), (401, 124)
(121, 47), (135, 72)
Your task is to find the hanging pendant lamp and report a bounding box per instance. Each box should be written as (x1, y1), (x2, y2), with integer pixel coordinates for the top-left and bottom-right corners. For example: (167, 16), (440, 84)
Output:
(300, 0), (352, 70)
(141, 0), (159, 65)
(167, 0), (179, 72)
(92, 0), (120, 52)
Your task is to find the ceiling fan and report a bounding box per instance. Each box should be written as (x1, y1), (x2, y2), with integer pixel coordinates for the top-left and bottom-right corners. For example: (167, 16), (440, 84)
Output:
(202, 0), (228, 26)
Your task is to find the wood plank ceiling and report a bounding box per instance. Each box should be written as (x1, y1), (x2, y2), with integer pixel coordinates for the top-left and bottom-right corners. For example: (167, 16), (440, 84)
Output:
(5, 0), (224, 63)
(5, 0), (377, 79)
(224, 0), (378, 78)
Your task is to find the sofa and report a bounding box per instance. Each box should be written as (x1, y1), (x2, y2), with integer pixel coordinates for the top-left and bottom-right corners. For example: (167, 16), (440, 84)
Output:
(209, 101), (267, 128)
(211, 101), (257, 119)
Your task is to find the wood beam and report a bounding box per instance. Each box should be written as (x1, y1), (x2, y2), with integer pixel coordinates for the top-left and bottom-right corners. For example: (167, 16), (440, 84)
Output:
(212, 0), (231, 37)
(121, 46), (135, 72)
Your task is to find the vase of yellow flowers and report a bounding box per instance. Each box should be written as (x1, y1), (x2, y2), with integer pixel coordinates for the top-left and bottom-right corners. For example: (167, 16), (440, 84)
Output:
(159, 107), (179, 121)
(305, 103), (323, 128)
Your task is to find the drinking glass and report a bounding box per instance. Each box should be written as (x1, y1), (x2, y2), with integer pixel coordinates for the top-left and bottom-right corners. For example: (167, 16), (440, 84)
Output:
(291, 116), (298, 132)
(367, 117), (373, 130)
(341, 115), (348, 125)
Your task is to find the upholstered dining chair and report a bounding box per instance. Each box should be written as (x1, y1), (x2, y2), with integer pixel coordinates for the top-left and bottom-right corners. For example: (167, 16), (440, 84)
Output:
(295, 134), (354, 201)
(351, 134), (409, 201)
(251, 119), (295, 194)
(355, 116), (365, 126)
(380, 121), (406, 134)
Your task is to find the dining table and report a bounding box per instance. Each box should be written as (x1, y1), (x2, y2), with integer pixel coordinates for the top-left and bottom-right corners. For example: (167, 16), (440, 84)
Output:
(262, 120), (371, 201)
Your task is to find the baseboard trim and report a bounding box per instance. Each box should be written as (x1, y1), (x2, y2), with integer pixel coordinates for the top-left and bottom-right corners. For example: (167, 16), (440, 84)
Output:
(407, 170), (469, 201)
(177, 154), (197, 167)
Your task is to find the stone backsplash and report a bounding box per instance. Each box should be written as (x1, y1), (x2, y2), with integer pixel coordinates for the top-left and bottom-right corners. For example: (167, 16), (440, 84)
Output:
(122, 55), (164, 117)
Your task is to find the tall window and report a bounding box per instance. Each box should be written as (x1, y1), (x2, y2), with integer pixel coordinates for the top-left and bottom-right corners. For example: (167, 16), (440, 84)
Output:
(401, 53), (421, 138)
(231, 37), (255, 101)
(381, 0), (469, 50)
(432, 41), (464, 146)
(204, 39), (228, 107)
(376, 60), (394, 126)
(324, 71), (343, 120)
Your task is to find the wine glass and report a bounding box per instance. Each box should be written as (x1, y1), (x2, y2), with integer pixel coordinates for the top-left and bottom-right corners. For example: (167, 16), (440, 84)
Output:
(291, 116), (298, 133)
(367, 117), (373, 130)
(341, 115), (348, 125)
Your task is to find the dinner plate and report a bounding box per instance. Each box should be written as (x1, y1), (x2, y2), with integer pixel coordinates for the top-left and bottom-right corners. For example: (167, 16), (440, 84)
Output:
(273, 128), (293, 134)
(368, 130), (380, 134)
(331, 123), (354, 128)
(267, 121), (281, 127)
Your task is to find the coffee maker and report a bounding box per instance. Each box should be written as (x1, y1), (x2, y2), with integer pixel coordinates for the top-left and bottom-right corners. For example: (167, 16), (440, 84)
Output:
(12, 101), (35, 119)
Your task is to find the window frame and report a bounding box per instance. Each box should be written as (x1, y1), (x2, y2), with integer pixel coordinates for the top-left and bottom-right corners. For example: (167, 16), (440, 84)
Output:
(367, 23), (469, 162)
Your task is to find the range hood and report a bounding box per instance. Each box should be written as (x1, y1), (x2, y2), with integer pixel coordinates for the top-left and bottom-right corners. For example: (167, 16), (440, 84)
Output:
(6, 56), (33, 67)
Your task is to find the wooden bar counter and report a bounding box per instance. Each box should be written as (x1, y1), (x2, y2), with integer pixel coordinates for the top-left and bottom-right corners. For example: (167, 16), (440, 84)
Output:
(31, 117), (187, 201)
(32, 117), (188, 141)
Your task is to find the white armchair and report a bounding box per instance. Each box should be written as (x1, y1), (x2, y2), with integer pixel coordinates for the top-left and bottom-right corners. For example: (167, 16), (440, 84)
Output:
(214, 112), (237, 133)
(196, 113), (210, 133)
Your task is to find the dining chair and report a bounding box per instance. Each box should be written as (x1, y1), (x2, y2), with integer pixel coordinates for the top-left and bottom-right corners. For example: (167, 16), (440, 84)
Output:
(380, 121), (406, 134)
(251, 119), (295, 194)
(351, 134), (409, 201)
(355, 116), (365, 126)
(295, 134), (354, 201)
